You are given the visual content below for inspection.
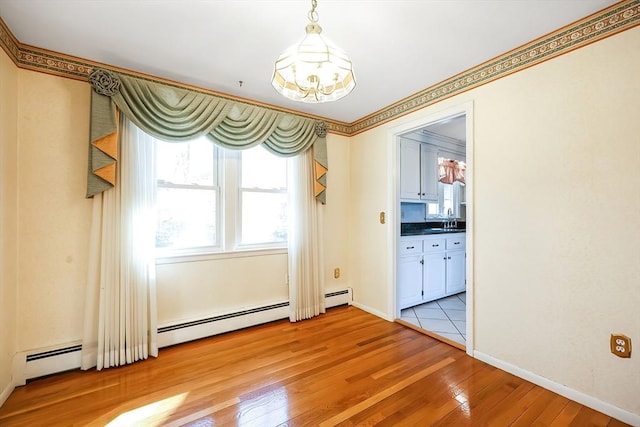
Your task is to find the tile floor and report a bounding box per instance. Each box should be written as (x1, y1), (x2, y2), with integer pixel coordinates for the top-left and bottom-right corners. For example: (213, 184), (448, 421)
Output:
(400, 292), (466, 346)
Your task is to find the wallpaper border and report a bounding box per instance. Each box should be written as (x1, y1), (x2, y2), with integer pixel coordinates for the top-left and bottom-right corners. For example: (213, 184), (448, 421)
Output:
(1, 0), (638, 136)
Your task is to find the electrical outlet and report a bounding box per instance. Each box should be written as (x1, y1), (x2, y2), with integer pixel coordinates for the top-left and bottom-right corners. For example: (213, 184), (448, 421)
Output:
(334, 268), (340, 279)
(610, 334), (632, 358)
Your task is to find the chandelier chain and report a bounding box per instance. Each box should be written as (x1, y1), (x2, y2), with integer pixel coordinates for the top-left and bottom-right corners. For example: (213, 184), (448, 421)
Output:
(308, 0), (319, 23)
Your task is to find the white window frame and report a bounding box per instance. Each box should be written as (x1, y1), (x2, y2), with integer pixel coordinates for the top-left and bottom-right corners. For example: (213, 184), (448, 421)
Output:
(155, 139), (289, 259)
(235, 147), (289, 251)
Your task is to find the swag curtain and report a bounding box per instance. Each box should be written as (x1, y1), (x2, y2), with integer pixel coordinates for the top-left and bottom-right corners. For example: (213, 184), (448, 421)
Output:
(87, 69), (328, 203)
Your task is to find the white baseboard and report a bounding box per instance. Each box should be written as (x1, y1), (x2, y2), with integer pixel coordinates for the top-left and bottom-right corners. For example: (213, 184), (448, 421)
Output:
(17, 343), (83, 382)
(0, 378), (14, 408)
(325, 288), (352, 308)
(158, 289), (353, 348)
(158, 302), (290, 348)
(474, 351), (640, 426)
(351, 301), (394, 322)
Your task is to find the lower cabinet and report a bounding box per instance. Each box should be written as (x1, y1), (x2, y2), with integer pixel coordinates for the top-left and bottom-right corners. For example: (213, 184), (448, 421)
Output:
(398, 232), (466, 309)
(423, 252), (446, 301)
(398, 255), (423, 308)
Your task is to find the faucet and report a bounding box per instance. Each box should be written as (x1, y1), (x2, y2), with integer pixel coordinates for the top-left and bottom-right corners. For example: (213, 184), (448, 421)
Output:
(442, 208), (457, 229)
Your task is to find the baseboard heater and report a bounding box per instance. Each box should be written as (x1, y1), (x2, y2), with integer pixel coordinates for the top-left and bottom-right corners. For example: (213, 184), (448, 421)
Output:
(20, 288), (352, 381)
(157, 288), (352, 348)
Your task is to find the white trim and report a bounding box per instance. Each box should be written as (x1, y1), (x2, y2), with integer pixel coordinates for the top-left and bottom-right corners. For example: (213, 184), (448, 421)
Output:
(158, 290), (352, 348)
(156, 247), (287, 265)
(0, 375), (14, 408)
(18, 343), (83, 382)
(474, 351), (640, 426)
(158, 303), (290, 348)
(388, 101), (475, 357)
(352, 301), (394, 322)
(325, 288), (353, 308)
(11, 351), (25, 387)
(0, 383), (13, 408)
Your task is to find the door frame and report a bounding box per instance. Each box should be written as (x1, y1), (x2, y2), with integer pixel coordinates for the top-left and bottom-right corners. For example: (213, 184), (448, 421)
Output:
(387, 101), (475, 356)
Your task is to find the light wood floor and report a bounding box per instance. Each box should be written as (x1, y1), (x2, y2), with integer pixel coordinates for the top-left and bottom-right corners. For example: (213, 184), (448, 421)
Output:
(0, 306), (629, 426)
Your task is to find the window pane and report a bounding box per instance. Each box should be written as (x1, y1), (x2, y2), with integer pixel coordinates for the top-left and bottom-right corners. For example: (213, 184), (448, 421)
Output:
(241, 145), (287, 189)
(241, 192), (287, 245)
(157, 138), (215, 186)
(156, 188), (217, 249)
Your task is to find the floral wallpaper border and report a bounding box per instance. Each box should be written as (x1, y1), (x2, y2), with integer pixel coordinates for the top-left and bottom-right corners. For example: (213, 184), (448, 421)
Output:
(1, 0), (638, 136)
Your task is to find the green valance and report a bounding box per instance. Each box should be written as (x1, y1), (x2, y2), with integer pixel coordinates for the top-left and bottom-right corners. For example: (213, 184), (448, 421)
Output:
(87, 69), (328, 203)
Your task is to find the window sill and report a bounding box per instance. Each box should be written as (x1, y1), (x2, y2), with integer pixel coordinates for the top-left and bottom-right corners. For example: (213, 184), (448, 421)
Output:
(156, 247), (287, 265)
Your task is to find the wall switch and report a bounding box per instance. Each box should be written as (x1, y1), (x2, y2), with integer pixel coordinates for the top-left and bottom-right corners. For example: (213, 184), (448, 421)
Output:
(334, 268), (340, 279)
(610, 334), (632, 358)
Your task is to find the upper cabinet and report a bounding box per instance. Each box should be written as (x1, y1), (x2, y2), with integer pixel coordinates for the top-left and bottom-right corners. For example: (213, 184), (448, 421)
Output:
(400, 139), (438, 201)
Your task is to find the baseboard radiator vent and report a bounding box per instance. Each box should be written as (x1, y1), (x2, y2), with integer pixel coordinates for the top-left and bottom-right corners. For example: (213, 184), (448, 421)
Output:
(19, 344), (82, 383)
(158, 288), (352, 348)
(18, 289), (352, 381)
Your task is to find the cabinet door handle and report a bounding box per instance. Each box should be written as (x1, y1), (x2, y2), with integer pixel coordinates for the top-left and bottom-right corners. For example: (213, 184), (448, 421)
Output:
(448, 256), (451, 259)
(406, 246), (414, 249)
(454, 242), (460, 245)
(432, 244), (439, 247)
(421, 193), (425, 196)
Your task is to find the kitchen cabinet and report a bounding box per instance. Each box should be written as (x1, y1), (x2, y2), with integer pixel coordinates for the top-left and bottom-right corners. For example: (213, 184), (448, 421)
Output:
(422, 252), (446, 301)
(398, 232), (466, 309)
(397, 239), (423, 308)
(400, 139), (438, 201)
(398, 254), (424, 308)
(445, 234), (466, 294)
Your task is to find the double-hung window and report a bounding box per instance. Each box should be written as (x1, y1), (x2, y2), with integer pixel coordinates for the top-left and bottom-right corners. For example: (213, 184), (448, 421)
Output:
(155, 136), (288, 255)
(239, 146), (288, 247)
(155, 138), (220, 252)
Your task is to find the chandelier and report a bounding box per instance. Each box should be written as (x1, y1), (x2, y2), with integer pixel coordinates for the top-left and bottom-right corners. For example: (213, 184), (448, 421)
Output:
(271, 0), (356, 103)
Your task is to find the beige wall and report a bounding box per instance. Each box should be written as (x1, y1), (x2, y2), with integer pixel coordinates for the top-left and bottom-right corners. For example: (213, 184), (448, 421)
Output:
(16, 71), (93, 350)
(0, 46), (18, 400)
(348, 27), (640, 415)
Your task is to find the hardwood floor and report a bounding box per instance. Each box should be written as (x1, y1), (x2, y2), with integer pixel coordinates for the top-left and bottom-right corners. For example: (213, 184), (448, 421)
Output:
(0, 306), (629, 426)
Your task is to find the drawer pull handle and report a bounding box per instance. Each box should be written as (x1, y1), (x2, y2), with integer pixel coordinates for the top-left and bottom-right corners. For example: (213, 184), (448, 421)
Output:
(406, 246), (414, 249)
(432, 244), (439, 247)
(454, 242), (460, 245)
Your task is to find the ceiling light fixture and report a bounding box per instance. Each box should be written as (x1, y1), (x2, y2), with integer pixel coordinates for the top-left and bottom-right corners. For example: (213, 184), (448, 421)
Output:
(271, 0), (356, 103)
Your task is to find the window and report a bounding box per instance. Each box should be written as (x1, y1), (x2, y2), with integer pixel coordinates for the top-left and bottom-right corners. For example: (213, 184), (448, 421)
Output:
(156, 138), (219, 251)
(239, 146), (288, 247)
(155, 137), (288, 255)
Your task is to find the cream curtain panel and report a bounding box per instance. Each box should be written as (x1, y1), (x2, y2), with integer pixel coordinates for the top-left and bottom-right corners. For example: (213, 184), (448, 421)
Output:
(87, 69), (328, 203)
(288, 150), (326, 322)
(82, 117), (158, 371)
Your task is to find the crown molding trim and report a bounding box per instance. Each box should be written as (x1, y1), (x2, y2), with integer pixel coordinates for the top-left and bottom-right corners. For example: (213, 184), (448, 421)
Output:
(1, 0), (638, 136)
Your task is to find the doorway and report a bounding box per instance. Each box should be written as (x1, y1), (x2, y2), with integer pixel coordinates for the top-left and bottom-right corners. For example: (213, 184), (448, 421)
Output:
(391, 103), (474, 355)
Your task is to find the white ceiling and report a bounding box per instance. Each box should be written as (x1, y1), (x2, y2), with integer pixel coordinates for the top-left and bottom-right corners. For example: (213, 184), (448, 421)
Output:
(0, 0), (618, 125)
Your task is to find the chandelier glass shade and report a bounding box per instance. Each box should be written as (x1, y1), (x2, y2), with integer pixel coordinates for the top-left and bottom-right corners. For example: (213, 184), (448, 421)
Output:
(271, 1), (355, 103)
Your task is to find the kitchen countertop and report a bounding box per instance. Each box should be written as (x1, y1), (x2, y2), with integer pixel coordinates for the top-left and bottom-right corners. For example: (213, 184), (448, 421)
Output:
(401, 221), (466, 236)
(401, 228), (466, 236)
